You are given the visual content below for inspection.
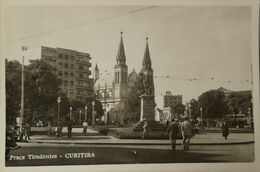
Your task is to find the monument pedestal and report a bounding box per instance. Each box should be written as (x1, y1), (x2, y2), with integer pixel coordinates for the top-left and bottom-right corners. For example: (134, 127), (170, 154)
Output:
(133, 93), (167, 131)
(140, 94), (155, 121)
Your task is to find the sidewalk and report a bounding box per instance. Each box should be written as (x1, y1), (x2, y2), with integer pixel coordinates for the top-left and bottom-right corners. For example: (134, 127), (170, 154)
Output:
(25, 128), (255, 146)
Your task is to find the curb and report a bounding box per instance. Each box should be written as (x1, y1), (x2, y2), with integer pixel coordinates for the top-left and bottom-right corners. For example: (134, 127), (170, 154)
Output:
(26, 140), (255, 146)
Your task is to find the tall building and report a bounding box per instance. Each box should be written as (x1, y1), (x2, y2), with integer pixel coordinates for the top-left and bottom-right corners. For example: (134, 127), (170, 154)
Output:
(163, 91), (183, 108)
(41, 46), (93, 101)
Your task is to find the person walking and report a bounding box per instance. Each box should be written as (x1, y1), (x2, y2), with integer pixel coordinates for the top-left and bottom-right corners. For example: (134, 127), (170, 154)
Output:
(18, 124), (26, 141)
(181, 117), (193, 151)
(167, 118), (179, 150)
(82, 120), (88, 136)
(67, 120), (73, 138)
(24, 122), (31, 140)
(141, 120), (149, 140)
(221, 120), (229, 140)
(57, 122), (63, 137)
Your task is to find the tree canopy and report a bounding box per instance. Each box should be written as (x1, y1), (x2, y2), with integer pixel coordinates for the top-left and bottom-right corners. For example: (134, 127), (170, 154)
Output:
(198, 90), (229, 119)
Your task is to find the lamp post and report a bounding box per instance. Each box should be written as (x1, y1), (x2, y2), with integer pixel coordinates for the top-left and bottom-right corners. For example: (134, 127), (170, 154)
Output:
(20, 46), (27, 134)
(70, 106), (72, 121)
(85, 106), (88, 122)
(79, 110), (82, 124)
(57, 96), (61, 125)
(248, 107), (252, 129)
(92, 101), (95, 126)
(200, 107), (203, 125)
(188, 103), (191, 120)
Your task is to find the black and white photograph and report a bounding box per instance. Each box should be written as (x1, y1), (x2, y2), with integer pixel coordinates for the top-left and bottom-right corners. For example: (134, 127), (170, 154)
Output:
(1, 0), (259, 171)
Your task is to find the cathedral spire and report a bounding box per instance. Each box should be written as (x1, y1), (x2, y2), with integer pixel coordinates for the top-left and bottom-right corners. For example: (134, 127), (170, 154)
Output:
(116, 32), (126, 65)
(142, 37), (151, 69)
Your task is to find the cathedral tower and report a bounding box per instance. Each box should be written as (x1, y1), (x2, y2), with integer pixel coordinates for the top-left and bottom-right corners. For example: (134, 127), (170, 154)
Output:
(114, 32), (129, 100)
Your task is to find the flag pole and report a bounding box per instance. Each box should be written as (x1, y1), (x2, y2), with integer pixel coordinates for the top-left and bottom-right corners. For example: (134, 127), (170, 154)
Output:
(20, 46), (27, 135)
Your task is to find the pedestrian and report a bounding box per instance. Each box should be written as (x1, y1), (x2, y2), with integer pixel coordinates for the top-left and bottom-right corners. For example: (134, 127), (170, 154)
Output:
(47, 121), (52, 136)
(24, 122), (31, 140)
(67, 120), (73, 138)
(167, 118), (179, 150)
(166, 120), (169, 127)
(221, 120), (229, 140)
(18, 124), (26, 141)
(82, 120), (88, 136)
(57, 122), (63, 137)
(181, 117), (193, 151)
(141, 120), (149, 140)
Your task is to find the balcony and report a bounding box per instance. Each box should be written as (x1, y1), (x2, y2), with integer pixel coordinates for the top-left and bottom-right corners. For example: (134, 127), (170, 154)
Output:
(76, 60), (92, 66)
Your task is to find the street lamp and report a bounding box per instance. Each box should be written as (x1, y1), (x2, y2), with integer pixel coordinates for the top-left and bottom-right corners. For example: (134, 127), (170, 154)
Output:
(57, 96), (61, 125)
(79, 110), (82, 124)
(248, 107), (252, 129)
(85, 105), (88, 122)
(200, 107), (203, 124)
(70, 106), (72, 121)
(92, 101), (95, 126)
(188, 103), (191, 120)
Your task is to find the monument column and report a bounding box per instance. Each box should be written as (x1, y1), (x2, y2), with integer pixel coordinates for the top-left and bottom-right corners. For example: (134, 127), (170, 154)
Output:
(139, 37), (156, 122)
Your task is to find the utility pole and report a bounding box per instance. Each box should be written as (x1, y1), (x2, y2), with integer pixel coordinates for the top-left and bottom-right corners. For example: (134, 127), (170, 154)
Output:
(70, 106), (72, 121)
(20, 55), (24, 130)
(57, 97), (61, 125)
(20, 46), (27, 133)
(92, 101), (95, 126)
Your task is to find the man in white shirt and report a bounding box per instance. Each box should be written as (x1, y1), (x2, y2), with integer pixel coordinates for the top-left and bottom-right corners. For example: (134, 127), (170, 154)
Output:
(181, 117), (193, 150)
(82, 120), (88, 136)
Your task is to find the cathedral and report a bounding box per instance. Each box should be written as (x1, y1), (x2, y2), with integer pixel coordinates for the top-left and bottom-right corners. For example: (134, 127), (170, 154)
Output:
(93, 32), (154, 124)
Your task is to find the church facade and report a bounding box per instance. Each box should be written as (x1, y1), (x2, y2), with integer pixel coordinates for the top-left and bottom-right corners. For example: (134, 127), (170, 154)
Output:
(93, 32), (154, 124)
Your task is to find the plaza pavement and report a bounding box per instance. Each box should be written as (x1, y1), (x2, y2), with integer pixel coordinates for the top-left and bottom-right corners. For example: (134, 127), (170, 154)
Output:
(24, 127), (255, 145)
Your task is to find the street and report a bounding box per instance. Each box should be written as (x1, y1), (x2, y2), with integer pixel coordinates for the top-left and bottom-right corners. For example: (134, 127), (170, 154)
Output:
(6, 142), (254, 166)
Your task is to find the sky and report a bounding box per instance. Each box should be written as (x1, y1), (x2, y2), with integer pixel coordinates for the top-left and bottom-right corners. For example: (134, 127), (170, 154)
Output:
(3, 5), (252, 108)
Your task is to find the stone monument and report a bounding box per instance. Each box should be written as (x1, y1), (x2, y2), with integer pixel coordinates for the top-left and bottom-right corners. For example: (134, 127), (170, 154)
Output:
(134, 38), (166, 131)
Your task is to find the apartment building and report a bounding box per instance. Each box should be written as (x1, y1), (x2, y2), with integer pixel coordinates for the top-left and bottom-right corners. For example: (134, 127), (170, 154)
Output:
(41, 46), (93, 101)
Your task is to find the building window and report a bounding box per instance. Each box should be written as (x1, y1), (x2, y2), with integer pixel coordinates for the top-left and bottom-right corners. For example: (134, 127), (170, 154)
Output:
(59, 54), (63, 59)
(58, 62), (63, 66)
(78, 65), (84, 70)
(65, 55), (69, 60)
(64, 63), (69, 68)
(78, 81), (83, 86)
(70, 64), (74, 69)
(79, 74), (84, 78)
(71, 56), (74, 61)
(70, 89), (73, 94)
(70, 81), (74, 86)
(64, 80), (68, 86)
(70, 72), (74, 77)
(58, 71), (62, 76)
(83, 82), (88, 87)
(77, 90), (82, 95)
(64, 72), (68, 77)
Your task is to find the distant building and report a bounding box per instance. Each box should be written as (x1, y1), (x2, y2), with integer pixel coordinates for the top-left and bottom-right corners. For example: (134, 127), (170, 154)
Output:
(163, 91), (182, 108)
(41, 46), (93, 101)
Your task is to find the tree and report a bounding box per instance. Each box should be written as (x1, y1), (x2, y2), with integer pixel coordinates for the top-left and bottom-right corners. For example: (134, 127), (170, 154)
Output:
(170, 103), (185, 118)
(5, 60), (22, 125)
(24, 59), (62, 123)
(225, 92), (252, 114)
(189, 99), (201, 119)
(125, 76), (145, 122)
(198, 90), (229, 119)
